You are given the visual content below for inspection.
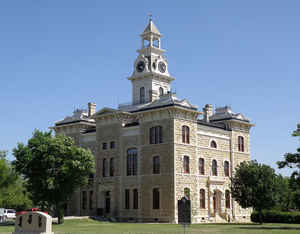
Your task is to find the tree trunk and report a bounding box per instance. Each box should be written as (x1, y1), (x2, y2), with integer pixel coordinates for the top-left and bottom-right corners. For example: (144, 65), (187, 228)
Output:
(57, 207), (64, 224)
(258, 210), (263, 224)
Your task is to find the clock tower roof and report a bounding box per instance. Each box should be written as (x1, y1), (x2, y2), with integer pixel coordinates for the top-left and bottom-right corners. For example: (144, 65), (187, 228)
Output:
(142, 18), (161, 37)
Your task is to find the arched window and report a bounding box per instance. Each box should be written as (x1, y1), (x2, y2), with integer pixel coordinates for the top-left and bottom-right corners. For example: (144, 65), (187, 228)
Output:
(102, 159), (107, 177)
(210, 140), (217, 148)
(127, 148), (138, 176)
(153, 156), (160, 174)
(212, 159), (218, 176)
(200, 189), (205, 209)
(150, 126), (163, 144)
(199, 158), (205, 175)
(182, 126), (190, 144)
(140, 87), (145, 104)
(184, 188), (190, 200)
(225, 190), (230, 208)
(153, 188), (160, 209)
(238, 136), (244, 152)
(110, 158), (114, 177)
(183, 156), (190, 174)
(224, 161), (229, 177)
(159, 87), (164, 96)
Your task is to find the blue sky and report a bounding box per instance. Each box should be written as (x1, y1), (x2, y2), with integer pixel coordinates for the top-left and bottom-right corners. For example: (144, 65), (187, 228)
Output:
(1, 1), (299, 176)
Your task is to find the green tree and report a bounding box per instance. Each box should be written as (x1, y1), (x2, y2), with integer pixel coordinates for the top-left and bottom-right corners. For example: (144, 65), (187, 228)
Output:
(273, 175), (292, 211)
(278, 124), (300, 209)
(0, 151), (17, 189)
(0, 177), (33, 211)
(13, 130), (95, 224)
(230, 160), (278, 223)
(0, 151), (32, 210)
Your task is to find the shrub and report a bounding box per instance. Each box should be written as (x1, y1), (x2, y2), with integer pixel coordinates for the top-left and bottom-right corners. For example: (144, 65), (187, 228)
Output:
(251, 210), (300, 223)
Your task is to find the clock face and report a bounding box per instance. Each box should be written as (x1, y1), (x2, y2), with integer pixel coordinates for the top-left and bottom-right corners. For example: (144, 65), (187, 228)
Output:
(158, 61), (166, 73)
(136, 61), (145, 72)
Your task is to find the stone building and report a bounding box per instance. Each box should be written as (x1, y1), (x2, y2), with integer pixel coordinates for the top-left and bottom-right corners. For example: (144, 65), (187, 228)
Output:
(52, 18), (254, 223)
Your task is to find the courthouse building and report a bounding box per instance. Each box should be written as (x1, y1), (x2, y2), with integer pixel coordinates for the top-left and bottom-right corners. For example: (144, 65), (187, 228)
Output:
(52, 18), (254, 223)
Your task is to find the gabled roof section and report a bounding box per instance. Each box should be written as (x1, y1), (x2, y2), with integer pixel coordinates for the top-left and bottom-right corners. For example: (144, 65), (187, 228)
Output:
(142, 19), (161, 36)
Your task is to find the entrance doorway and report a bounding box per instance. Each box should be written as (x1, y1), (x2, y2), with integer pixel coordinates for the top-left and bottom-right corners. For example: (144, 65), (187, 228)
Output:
(212, 190), (222, 215)
(213, 191), (217, 212)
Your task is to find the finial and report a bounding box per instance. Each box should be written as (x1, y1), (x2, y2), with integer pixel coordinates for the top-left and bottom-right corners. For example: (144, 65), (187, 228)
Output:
(149, 12), (152, 22)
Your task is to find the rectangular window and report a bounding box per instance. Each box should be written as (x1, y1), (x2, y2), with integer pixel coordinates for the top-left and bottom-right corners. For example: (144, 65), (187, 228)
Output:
(150, 126), (163, 144)
(153, 188), (160, 209)
(102, 142), (107, 150)
(110, 158), (114, 177)
(102, 159), (107, 177)
(153, 156), (160, 174)
(125, 189), (130, 209)
(127, 148), (138, 176)
(82, 191), (87, 210)
(133, 189), (138, 209)
(150, 127), (155, 144)
(89, 191), (93, 210)
(110, 141), (115, 149)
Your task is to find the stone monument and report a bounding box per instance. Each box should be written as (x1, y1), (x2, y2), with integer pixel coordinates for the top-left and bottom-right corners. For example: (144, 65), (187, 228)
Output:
(13, 211), (53, 234)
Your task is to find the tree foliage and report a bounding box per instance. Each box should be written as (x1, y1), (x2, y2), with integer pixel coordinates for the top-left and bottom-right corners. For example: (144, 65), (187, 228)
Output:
(273, 175), (292, 211)
(0, 150), (32, 210)
(231, 160), (278, 222)
(278, 123), (300, 210)
(13, 130), (95, 224)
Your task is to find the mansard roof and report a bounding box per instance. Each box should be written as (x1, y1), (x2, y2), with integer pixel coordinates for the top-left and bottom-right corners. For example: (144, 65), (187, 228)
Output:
(92, 107), (118, 117)
(210, 106), (250, 123)
(197, 120), (228, 130)
(55, 109), (95, 126)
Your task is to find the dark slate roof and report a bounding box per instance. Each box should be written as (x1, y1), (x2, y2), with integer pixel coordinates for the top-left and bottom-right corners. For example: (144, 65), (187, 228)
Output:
(81, 127), (96, 134)
(130, 103), (197, 113)
(124, 122), (139, 127)
(197, 120), (228, 130)
(56, 119), (95, 127)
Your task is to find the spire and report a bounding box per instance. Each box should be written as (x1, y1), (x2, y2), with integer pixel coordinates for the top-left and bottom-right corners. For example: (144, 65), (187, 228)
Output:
(140, 15), (162, 50)
(141, 15), (161, 37)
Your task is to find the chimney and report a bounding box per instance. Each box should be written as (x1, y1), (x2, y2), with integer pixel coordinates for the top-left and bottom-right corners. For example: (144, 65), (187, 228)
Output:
(88, 102), (96, 117)
(203, 104), (213, 122)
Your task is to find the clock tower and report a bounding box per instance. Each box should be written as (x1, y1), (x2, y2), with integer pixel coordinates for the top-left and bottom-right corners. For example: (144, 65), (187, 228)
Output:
(128, 17), (174, 105)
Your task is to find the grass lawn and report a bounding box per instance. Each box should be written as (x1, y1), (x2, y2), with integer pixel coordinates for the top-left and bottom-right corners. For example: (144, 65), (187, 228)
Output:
(1, 219), (300, 234)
